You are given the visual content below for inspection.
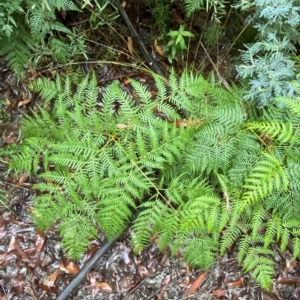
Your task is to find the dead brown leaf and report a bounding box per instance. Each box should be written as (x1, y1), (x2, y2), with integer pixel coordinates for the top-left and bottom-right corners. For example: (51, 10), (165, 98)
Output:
(6, 95), (21, 113)
(0, 253), (7, 263)
(116, 124), (133, 129)
(212, 288), (226, 298)
(37, 283), (58, 294)
(7, 235), (17, 252)
(81, 245), (99, 263)
(87, 272), (112, 297)
(0, 252), (17, 267)
(154, 39), (164, 56)
(94, 282), (113, 293)
(224, 278), (244, 287)
(11, 274), (26, 294)
(25, 69), (38, 82)
(4, 131), (17, 144)
(18, 172), (29, 185)
(35, 228), (45, 253)
(157, 274), (171, 299)
(127, 36), (134, 55)
(185, 266), (190, 286)
(59, 261), (79, 274)
(275, 277), (300, 285)
(0, 227), (7, 239)
(17, 98), (31, 107)
(186, 272), (207, 296)
(38, 270), (58, 294)
(176, 118), (203, 128)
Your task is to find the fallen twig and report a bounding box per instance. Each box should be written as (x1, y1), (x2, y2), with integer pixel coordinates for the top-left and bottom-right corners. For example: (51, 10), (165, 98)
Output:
(115, 0), (165, 77)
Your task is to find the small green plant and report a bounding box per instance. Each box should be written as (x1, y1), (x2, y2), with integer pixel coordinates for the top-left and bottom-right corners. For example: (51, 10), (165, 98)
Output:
(166, 25), (195, 63)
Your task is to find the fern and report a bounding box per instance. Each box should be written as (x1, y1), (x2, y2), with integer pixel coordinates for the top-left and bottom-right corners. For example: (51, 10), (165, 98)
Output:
(4, 69), (300, 290)
(0, 24), (34, 74)
(244, 247), (275, 290)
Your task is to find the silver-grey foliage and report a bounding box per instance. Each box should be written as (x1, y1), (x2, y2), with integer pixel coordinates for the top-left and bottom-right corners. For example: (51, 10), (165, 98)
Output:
(235, 0), (300, 106)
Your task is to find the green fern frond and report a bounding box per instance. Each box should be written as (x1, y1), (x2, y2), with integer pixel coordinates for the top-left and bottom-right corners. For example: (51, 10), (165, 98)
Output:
(50, 22), (73, 35)
(156, 209), (180, 250)
(246, 121), (294, 144)
(32, 194), (58, 229)
(251, 206), (267, 240)
(168, 68), (179, 96)
(264, 216), (282, 247)
(0, 25), (33, 75)
(29, 10), (52, 38)
(280, 227), (290, 252)
(292, 236), (300, 259)
(184, 0), (227, 20)
(130, 80), (153, 105)
(48, 38), (71, 63)
(243, 247), (275, 290)
(45, 0), (79, 11)
(153, 73), (168, 102)
(210, 105), (244, 134)
(187, 123), (238, 174)
(59, 215), (98, 260)
(238, 235), (252, 263)
(183, 236), (218, 270)
(39, 171), (73, 185)
(228, 131), (262, 186)
(220, 226), (242, 254)
(241, 152), (289, 207)
(184, 0), (205, 17)
(30, 75), (64, 105)
(131, 200), (166, 253)
(275, 96), (300, 115)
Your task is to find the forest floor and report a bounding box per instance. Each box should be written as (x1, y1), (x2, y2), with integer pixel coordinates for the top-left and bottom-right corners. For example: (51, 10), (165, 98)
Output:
(1, 1), (300, 299)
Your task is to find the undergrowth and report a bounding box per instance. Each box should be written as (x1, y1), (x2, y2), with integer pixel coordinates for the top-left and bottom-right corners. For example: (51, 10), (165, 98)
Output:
(0, 0), (87, 75)
(3, 70), (300, 290)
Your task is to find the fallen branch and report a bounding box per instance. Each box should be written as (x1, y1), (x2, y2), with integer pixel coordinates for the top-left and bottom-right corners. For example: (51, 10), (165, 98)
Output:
(115, 0), (165, 77)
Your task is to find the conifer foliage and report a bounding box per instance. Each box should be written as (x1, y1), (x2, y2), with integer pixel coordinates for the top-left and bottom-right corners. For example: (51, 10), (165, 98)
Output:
(4, 70), (300, 289)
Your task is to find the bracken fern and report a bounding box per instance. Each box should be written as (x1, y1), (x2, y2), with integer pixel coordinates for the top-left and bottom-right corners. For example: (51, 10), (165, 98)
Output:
(3, 70), (300, 290)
